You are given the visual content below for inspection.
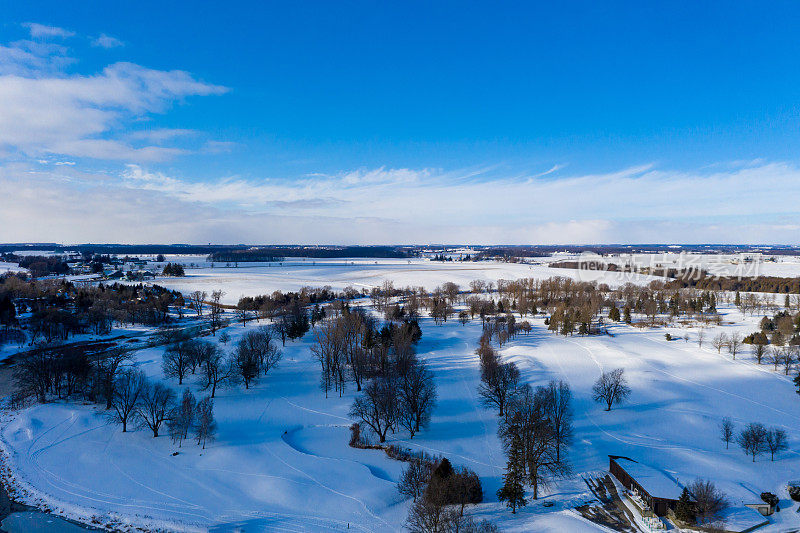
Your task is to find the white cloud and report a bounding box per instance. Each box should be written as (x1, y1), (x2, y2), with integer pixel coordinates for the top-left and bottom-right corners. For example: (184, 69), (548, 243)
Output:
(0, 160), (763, 244)
(0, 35), (228, 162)
(23, 23), (75, 39)
(92, 34), (124, 48)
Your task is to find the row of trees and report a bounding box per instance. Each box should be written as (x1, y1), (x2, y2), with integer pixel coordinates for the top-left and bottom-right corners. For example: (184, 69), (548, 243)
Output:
(473, 330), (575, 513)
(108, 369), (217, 447)
(720, 418), (788, 462)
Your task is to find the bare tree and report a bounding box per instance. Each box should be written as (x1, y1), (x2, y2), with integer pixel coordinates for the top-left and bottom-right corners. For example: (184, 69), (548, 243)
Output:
(188, 290), (207, 317)
(592, 368), (631, 411)
(109, 368), (145, 432)
(235, 306), (252, 326)
(738, 422), (767, 462)
(137, 380), (175, 437)
(720, 417), (734, 449)
(543, 380), (573, 462)
(781, 347), (796, 375)
(349, 377), (397, 443)
(478, 362), (520, 417)
(163, 341), (193, 385)
(94, 348), (132, 409)
(728, 332), (742, 359)
(194, 396), (216, 449)
(398, 460), (433, 502)
(767, 347), (782, 371)
(752, 343), (766, 365)
(208, 290), (225, 335)
(712, 333), (728, 354)
(168, 388), (196, 446)
(397, 359), (437, 438)
(687, 478), (728, 525)
(765, 428), (788, 461)
(200, 345), (230, 398)
(697, 328), (705, 348)
(234, 327), (281, 389)
(405, 498), (452, 533)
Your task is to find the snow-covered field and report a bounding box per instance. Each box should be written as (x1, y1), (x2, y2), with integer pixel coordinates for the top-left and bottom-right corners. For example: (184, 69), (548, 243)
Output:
(2, 257), (800, 532)
(138, 256), (661, 305)
(2, 300), (800, 531)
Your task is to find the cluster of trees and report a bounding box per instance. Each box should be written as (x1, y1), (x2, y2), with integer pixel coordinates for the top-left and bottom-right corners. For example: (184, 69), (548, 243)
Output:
(161, 263), (186, 276)
(161, 326), (281, 393)
(401, 457), (494, 533)
(0, 275), (184, 347)
(668, 274), (800, 295)
(479, 315), (531, 346)
(347, 339), (435, 442)
(13, 255), (70, 277)
(496, 381), (574, 512)
(720, 418), (788, 462)
(757, 309), (800, 345)
(236, 285), (365, 317)
(473, 330), (574, 512)
(108, 369), (216, 447)
(312, 307), (420, 395)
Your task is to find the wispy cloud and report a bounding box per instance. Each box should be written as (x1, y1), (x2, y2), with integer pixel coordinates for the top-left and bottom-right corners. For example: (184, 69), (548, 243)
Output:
(23, 23), (75, 39)
(39, 160), (784, 244)
(92, 34), (124, 48)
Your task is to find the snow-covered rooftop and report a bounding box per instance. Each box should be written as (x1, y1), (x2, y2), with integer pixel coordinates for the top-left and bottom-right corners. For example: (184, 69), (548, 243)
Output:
(615, 458), (683, 500)
(715, 506), (769, 532)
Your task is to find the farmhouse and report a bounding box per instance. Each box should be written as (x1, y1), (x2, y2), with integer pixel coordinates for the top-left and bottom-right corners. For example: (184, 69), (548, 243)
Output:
(609, 456), (682, 516)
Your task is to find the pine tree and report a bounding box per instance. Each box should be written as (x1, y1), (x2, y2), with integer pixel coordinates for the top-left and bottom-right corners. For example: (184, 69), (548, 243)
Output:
(674, 487), (696, 524)
(497, 430), (527, 514)
(735, 291), (741, 307)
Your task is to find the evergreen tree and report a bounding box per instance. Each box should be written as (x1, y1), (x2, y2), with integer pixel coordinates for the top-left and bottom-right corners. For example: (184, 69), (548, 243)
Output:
(674, 487), (696, 524)
(623, 306), (631, 324)
(497, 430), (527, 514)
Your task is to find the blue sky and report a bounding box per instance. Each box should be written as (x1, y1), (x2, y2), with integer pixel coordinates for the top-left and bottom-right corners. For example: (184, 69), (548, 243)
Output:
(1, 2), (799, 244)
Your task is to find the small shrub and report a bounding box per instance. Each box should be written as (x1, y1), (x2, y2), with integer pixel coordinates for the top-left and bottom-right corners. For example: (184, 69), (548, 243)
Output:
(788, 485), (800, 502)
(761, 492), (779, 508)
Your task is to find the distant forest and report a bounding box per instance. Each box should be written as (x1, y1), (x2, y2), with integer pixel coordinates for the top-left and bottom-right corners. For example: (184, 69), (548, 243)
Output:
(665, 275), (800, 294)
(208, 246), (409, 262)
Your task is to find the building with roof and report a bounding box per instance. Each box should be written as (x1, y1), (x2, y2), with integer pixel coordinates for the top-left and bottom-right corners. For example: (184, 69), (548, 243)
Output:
(609, 456), (683, 516)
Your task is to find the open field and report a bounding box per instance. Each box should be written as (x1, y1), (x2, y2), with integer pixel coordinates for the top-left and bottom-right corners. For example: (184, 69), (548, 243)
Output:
(130, 256), (663, 305)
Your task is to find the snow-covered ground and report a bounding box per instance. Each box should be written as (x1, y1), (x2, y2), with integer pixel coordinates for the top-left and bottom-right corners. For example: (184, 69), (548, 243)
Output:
(2, 256), (800, 531)
(2, 299), (800, 532)
(135, 256), (661, 305)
